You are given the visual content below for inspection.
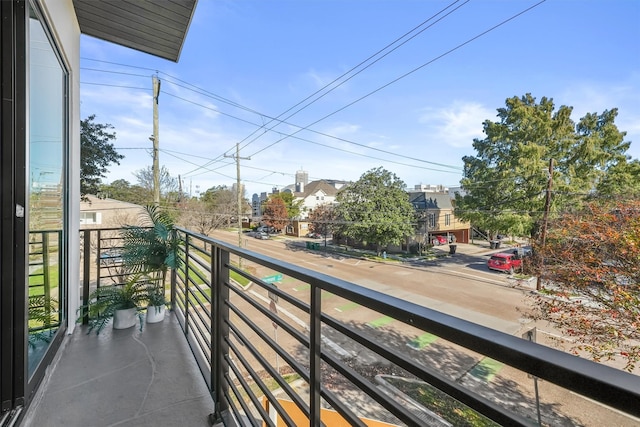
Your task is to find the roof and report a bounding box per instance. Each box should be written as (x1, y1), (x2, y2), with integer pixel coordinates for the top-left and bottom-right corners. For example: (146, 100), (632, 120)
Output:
(294, 180), (339, 198)
(73, 0), (198, 62)
(80, 194), (145, 212)
(407, 192), (453, 210)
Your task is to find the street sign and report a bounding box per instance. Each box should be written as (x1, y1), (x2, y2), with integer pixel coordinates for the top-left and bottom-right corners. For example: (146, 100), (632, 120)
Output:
(269, 300), (278, 329)
(262, 274), (283, 283)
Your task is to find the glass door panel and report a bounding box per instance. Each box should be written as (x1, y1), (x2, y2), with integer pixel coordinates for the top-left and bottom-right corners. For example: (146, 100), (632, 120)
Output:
(27, 5), (67, 379)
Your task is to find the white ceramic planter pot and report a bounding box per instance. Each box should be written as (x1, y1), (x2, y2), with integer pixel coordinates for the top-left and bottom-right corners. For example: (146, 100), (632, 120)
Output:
(113, 308), (137, 329)
(146, 305), (165, 323)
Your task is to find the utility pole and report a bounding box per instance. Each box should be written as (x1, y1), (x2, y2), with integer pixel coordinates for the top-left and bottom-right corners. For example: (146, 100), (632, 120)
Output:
(224, 144), (251, 251)
(151, 74), (161, 207)
(536, 158), (554, 291)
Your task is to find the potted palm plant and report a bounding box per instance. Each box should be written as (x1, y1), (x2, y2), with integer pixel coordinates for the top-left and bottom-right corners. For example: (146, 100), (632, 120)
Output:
(78, 274), (147, 334)
(120, 205), (182, 323)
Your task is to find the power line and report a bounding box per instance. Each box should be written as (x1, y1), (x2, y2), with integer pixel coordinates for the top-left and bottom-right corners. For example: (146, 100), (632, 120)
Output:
(234, 0), (470, 153)
(79, 2), (470, 175)
(81, 68), (464, 175)
(247, 0), (548, 159)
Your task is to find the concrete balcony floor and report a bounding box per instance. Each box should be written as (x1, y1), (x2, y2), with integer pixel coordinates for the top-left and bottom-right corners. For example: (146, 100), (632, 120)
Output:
(24, 313), (215, 427)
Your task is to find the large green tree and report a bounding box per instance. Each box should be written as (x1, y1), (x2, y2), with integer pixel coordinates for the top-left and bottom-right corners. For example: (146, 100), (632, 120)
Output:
(334, 167), (414, 254)
(455, 94), (629, 238)
(595, 159), (640, 198)
(80, 115), (124, 199)
(98, 179), (148, 205)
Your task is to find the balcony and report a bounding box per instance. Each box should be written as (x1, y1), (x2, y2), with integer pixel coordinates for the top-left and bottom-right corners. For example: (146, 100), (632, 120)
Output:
(26, 227), (640, 426)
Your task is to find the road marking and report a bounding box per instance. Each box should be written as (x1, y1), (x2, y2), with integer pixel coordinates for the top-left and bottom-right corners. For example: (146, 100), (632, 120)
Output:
(335, 302), (359, 312)
(366, 316), (394, 329)
(293, 284), (311, 291)
(407, 333), (438, 350)
(469, 358), (503, 382)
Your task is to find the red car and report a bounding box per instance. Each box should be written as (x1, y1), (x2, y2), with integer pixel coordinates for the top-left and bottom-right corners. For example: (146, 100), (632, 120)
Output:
(432, 235), (448, 246)
(487, 253), (522, 274)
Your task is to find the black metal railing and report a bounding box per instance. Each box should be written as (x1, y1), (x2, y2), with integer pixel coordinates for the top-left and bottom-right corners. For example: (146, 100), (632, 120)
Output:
(81, 227), (640, 426)
(28, 230), (62, 337)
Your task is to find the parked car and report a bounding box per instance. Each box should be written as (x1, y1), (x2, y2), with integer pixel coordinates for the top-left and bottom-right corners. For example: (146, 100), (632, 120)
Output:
(432, 235), (448, 246)
(487, 252), (523, 274)
(255, 232), (269, 240)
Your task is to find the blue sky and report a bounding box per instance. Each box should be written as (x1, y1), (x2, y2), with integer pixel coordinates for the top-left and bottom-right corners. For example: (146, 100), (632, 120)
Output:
(80, 0), (640, 198)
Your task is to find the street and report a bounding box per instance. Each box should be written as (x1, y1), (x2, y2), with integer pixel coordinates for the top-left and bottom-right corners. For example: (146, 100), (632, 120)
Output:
(207, 230), (637, 426)
(220, 230), (531, 336)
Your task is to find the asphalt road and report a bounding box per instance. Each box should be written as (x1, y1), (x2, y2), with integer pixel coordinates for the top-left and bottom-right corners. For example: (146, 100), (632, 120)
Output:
(219, 230), (532, 335)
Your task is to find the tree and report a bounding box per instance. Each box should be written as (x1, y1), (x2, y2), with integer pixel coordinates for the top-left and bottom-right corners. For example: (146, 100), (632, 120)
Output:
(262, 197), (288, 231)
(133, 165), (179, 203)
(308, 203), (336, 238)
(99, 179), (148, 205)
(596, 159), (640, 198)
(334, 167), (414, 254)
(270, 192), (303, 219)
(524, 198), (640, 371)
(200, 185), (240, 227)
(455, 94), (630, 239)
(80, 115), (124, 199)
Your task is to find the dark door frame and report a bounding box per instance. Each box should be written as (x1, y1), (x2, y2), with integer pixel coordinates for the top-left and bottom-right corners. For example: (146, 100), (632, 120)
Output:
(1, 0), (28, 419)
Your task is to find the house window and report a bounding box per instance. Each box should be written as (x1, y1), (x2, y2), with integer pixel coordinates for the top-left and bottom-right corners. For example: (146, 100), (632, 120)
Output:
(80, 212), (101, 225)
(445, 214), (451, 226)
(428, 213), (436, 228)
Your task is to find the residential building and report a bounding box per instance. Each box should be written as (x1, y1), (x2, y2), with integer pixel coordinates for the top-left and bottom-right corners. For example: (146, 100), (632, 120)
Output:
(294, 180), (340, 219)
(408, 187), (471, 244)
(80, 195), (145, 228)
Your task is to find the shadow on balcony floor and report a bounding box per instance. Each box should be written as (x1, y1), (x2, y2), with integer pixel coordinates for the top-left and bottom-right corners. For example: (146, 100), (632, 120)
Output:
(24, 313), (215, 427)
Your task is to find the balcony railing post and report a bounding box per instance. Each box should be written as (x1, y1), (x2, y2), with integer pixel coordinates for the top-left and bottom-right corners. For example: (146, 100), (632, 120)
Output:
(82, 230), (91, 325)
(211, 244), (230, 420)
(184, 234), (190, 335)
(170, 264), (176, 312)
(96, 229), (102, 289)
(310, 283), (322, 426)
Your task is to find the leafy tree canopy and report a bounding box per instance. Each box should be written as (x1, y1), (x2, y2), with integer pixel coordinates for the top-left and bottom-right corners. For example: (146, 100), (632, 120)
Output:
(595, 159), (640, 198)
(334, 167), (414, 253)
(308, 203), (336, 238)
(98, 179), (148, 205)
(80, 115), (124, 199)
(455, 94), (630, 238)
(269, 192), (303, 219)
(262, 197), (288, 231)
(525, 198), (640, 371)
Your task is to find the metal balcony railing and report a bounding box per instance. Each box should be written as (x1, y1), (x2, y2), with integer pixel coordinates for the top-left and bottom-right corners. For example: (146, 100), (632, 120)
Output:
(80, 227), (640, 427)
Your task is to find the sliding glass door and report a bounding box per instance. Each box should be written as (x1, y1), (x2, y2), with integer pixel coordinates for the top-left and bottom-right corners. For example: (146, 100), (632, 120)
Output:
(26, 1), (69, 384)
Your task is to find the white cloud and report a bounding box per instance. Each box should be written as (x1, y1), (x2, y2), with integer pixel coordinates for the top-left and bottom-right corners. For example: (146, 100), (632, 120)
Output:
(418, 101), (492, 148)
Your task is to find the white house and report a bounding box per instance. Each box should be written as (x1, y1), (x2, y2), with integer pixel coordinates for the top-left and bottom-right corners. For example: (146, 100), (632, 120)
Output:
(293, 180), (341, 219)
